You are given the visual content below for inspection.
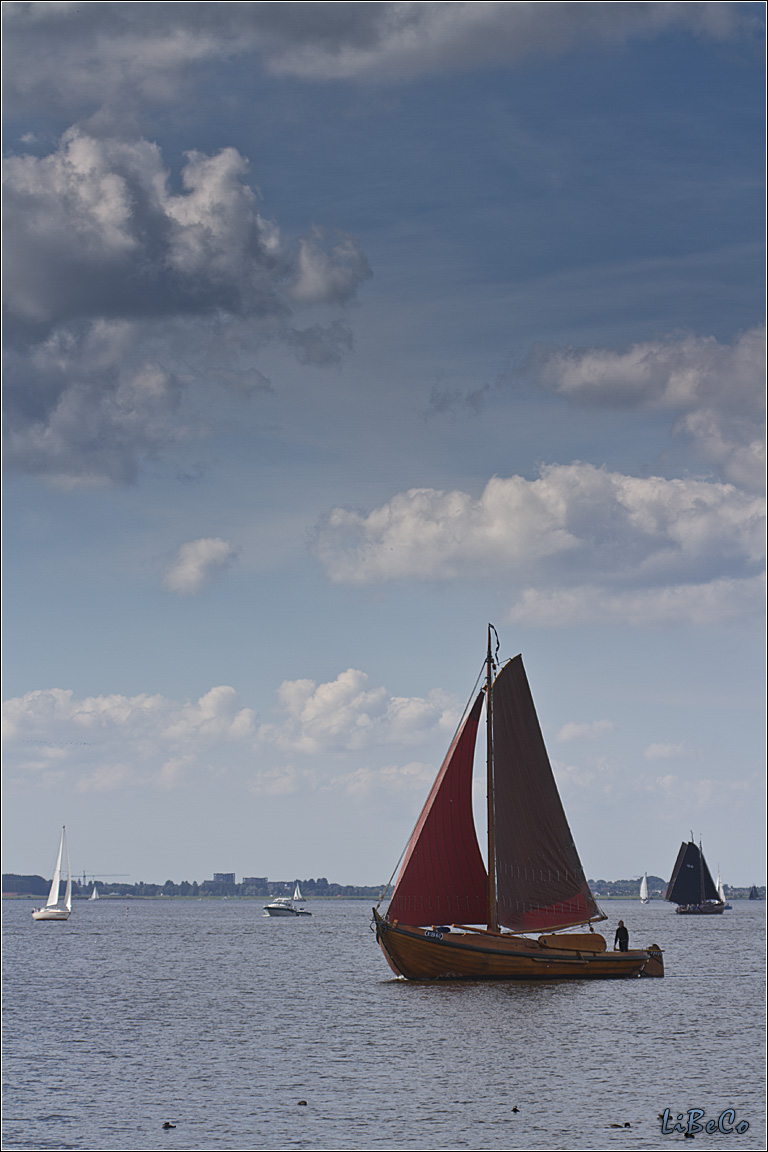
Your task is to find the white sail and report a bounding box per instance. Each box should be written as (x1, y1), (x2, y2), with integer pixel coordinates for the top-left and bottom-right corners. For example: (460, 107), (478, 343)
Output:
(45, 831), (64, 908)
(716, 866), (726, 904)
(640, 873), (649, 904)
(64, 831), (72, 911)
(90, 884), (99, 901)
(33, 827), (71, 920)
(293, 882), (303, 902)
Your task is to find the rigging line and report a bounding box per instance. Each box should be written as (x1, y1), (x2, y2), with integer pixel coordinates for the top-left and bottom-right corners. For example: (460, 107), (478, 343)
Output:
(375, 659), (487, 913)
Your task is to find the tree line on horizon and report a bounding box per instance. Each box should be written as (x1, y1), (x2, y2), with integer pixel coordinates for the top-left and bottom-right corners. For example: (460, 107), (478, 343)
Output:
(1, 874), (386, 899)
(4, 873), (764, 900)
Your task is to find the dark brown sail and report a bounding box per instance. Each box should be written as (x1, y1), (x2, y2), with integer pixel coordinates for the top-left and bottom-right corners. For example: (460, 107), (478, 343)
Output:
(386, 694), (487, 926)
(492, 656), (602, 932)
(665, 841), (719, 905)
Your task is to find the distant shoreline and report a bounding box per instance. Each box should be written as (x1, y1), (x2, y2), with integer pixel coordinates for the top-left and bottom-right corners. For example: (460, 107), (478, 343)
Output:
(4, 892), (764, 902)
(1, 892), (385, 901)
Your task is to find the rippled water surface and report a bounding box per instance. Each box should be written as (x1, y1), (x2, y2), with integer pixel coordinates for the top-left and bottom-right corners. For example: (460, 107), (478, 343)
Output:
(3, 898), (764, 1150)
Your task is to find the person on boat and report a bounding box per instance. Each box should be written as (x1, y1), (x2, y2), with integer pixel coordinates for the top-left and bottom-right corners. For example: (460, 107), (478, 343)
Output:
(613, 920), (629, 951)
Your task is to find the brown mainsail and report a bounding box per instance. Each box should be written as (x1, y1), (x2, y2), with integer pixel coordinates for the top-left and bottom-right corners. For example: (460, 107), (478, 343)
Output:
(373, 629), (664, 980)
(493, 657), (601, 933)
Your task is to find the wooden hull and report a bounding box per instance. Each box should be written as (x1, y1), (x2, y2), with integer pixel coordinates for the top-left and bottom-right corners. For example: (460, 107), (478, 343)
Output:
(374, 910), (663, 980)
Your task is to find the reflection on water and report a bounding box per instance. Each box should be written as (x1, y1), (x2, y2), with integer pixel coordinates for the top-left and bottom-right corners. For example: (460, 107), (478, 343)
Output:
(2, 899), (764, 1150)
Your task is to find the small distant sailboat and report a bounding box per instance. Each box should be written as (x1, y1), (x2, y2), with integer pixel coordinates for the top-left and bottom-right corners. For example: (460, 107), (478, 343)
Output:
(748, 885), (762, 901)
(89, 884), (99, 901)
(640, 874), (650, 904)
(263, 881), (312, 917)
(666, 839), (725, 915)
(715, 866), (731, 910)
(32, 827), (72, 921)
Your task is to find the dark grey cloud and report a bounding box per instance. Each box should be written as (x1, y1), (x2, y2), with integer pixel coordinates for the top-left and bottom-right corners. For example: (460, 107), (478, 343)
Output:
(3, 128), (370, 336)
(287, 320), (354, 367)
(2, 127), (371, 484)
(3, 320), (190, 486)
(2, 2), (753, 117)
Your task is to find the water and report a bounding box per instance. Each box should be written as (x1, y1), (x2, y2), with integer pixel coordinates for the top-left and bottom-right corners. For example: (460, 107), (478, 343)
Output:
(2, 899), (764, 1150)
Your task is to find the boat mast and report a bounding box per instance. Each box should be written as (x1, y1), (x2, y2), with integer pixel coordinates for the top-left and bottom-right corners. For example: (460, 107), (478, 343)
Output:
(486, 626), (498, 933)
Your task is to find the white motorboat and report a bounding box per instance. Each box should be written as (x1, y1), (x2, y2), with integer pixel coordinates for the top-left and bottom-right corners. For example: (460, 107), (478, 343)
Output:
(263, 882), (312, 917)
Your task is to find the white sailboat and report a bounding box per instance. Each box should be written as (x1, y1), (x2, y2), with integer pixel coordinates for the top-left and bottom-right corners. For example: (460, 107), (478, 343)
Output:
(716, 866), (732, 910)
(32, 827), (72, 921)
(89, 884), (99, 901)
(640, 873), (650, 904)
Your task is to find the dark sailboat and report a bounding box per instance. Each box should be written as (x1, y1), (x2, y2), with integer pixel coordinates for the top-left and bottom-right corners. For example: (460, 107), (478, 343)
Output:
(665, 839), (725, 915)
(748, 886), (762, 901)
(372, 629), (664, 979)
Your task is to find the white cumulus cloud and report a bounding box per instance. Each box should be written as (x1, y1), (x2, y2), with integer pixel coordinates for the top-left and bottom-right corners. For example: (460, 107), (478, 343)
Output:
(313, 463), (765, 625)
(259, 668), (458, 755)
(557, 719), (615, 742)
(2, 672), (460, 801)
(644, 742), (689, 761)
(507, 574), (765, 627)
(2, 684), (258, 793)
(163, 538), (237, 596)
(531, 327), (765, 492)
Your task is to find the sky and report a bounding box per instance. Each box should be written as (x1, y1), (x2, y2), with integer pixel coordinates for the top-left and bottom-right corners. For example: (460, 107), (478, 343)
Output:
(2, 2), (765, 892)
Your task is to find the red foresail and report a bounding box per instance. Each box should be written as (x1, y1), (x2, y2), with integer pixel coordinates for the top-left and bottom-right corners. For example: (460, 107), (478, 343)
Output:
(386, 694), (487, 926)
(492, 656), (601, 933)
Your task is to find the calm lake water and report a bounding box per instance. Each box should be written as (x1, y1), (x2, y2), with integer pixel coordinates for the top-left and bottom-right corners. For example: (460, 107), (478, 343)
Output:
(2, 898), (764, 1151)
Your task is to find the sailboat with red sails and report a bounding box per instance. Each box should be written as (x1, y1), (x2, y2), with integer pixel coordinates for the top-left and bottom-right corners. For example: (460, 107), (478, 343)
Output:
(373, 629), (664, 980)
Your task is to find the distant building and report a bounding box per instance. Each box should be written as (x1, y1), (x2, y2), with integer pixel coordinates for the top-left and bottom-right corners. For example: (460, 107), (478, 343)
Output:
(213, 872), (235, 884)
(242, 877), (268, 887)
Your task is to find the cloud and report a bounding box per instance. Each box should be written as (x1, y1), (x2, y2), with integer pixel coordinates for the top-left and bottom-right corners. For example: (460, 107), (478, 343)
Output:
(261, 1), (746, 82)
(557, 720), (614, 742)
(3, 128), (370, 332)
(2, 2), (749, 112)
(2, 684), (258, 793)
(653, 771), (756, 808)
(259, 668), (458, 754)
(506, 574), (765, 627)
(552, 756), (617, 793)
(530, 327), (766, 492)
(163, 538), (238, 595)
(644, 742), (689, 761)
(313, 463), (765, 625)
(3, 321), (192, 486)
(329, 761), (435, 797)
(286, 319), (355, 367)
(2, 672), (458, 800)
(3, 128), (370, 484)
